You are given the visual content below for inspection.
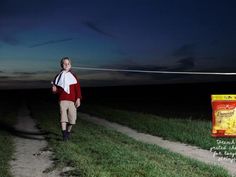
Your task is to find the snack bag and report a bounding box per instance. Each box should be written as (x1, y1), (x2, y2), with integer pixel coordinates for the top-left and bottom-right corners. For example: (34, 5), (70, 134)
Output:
(211, 95), (236, 137)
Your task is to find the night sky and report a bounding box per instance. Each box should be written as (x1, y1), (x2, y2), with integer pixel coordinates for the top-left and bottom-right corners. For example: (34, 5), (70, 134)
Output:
(1, 0), (236, 89)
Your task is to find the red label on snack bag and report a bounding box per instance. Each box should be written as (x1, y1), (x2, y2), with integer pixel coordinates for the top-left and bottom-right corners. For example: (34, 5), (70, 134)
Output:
(211, 95), (236, 137)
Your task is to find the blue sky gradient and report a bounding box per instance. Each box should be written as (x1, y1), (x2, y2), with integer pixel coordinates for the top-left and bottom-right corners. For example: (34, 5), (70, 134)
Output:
(0, 0), (236, 88)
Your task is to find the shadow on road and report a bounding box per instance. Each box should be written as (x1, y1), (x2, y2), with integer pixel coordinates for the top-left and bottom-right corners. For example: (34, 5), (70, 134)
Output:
(0, 120), (59, 141)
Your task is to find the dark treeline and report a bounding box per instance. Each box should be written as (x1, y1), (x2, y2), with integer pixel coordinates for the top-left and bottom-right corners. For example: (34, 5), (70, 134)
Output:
(1, 81), (236, 120)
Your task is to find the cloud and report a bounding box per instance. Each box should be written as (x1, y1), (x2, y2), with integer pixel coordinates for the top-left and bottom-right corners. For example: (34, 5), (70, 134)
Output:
(79, 72), (197, 87)
(100, 58), (170, 77)
(12, 70), (56, 75)
(172, 43), (196, 57)
(0, 70), (57, 84)
(94, 62), (191, 81)
(0, 74), (33, 80)
(171, 43), (197, 71)
(29, 38), (73, 48)
(0, 36), (19, 45)
(87, 56), (197, 84)
(0, 76), (11, 79)
(172, 57), (195, 71)
(13, 71), (38, 75)
(0, 69), (57, 89)
(81, 20), (114, 37)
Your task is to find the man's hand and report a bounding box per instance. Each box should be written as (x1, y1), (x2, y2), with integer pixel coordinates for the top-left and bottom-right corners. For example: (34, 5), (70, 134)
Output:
(52, 85), (57, 93)
(75, 98), (81, 108)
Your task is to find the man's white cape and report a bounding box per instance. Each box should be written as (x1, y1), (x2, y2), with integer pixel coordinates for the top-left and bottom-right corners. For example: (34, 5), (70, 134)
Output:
(54, 70), (77, 94)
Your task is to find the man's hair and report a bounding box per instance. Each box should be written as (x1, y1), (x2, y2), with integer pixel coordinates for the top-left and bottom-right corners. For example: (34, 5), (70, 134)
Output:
(60, 57), (71, 68)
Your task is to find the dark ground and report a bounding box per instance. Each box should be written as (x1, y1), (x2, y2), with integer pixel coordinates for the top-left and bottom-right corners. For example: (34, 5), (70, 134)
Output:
(2, 81), (236, 120)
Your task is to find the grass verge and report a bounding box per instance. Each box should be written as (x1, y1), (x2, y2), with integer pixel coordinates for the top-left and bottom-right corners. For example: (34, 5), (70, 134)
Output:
(79, 103), (236, 152)
(0, 101), (17, 177)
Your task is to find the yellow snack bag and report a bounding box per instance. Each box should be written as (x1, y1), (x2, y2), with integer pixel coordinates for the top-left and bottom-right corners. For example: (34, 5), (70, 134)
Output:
(211, 95), (236, 137)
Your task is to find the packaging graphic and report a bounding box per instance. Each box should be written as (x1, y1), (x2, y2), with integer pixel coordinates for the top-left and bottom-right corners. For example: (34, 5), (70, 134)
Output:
(211, 95), (236, 137)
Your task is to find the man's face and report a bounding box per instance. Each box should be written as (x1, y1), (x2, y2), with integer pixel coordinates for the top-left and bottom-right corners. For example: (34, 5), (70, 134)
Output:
(63, 59), (71, 71)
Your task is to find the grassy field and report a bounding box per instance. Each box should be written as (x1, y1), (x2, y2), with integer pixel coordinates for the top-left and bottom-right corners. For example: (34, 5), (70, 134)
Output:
(79, 103), (236, 153)
(27, 99), (232, 177)
(0, 97), (17, 177)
